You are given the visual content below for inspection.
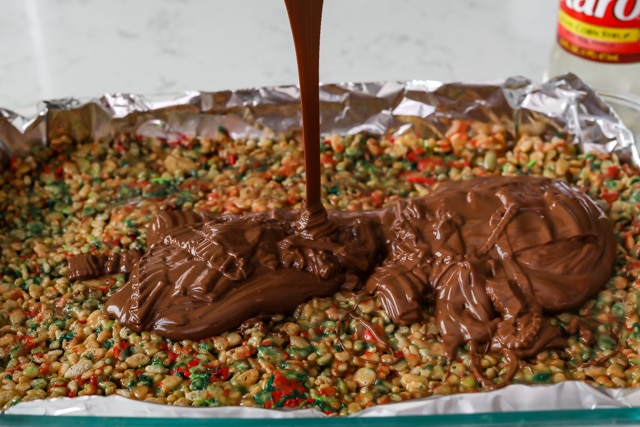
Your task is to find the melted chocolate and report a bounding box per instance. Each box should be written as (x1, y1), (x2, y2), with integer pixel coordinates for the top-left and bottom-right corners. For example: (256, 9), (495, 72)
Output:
(81, 175), (616, 351)
(363, 176), (617, 359)
(102, 209), (381, 340)
(68, 249), (141, 281)
(67, 0), (618, 378)
(284, 0), (323, 214)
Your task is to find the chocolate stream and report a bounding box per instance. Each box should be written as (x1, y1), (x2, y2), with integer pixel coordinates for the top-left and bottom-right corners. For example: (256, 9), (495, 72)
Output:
(284, 0), (324, 215)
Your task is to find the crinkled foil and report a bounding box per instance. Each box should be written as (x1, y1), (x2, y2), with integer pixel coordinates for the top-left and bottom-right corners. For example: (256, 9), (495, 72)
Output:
(2, 73), (640, 420)
(1, 73), (638, 169)
(5, 382), (640, 418)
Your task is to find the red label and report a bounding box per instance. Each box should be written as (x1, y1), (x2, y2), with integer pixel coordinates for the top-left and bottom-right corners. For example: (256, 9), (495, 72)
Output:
(557, 0), (640, 63)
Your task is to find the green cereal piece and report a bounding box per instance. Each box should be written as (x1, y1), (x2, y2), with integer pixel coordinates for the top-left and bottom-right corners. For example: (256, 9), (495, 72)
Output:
(137, 374), (154, 387)
(189, 371), (211, 391)
(21, 365), (39, 379)
(257, 345), (286, 361)
(460, 375), (477, 388)
(30, 378), (48, 390)
(597, 334), (618, 352)
(611, 302), (627, 322)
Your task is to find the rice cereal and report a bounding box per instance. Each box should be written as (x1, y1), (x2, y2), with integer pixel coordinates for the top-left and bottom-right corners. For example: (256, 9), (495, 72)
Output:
(0, 119), (639, 415)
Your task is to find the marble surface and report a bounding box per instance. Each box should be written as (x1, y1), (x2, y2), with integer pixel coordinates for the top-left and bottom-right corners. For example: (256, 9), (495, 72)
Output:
(0, 0), (558, 116)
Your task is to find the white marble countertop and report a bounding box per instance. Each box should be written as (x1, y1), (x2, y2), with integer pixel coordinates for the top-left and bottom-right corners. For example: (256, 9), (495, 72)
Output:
(0, 0), (557, 116)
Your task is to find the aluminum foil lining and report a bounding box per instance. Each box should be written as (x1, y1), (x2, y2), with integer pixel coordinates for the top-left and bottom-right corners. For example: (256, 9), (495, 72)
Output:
(2, 73), (640, 419)
(5, 382), (640, 418)
(0, 73), (638, 169)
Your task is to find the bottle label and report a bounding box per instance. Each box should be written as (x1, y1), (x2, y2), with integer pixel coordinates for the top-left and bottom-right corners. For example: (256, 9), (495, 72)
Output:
(557, 0), (640, 63)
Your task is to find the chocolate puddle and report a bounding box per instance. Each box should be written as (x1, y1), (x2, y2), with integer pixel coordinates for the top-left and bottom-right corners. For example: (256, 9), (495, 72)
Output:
(69, 176), (617, 356)
(68, 0), (618, 386)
